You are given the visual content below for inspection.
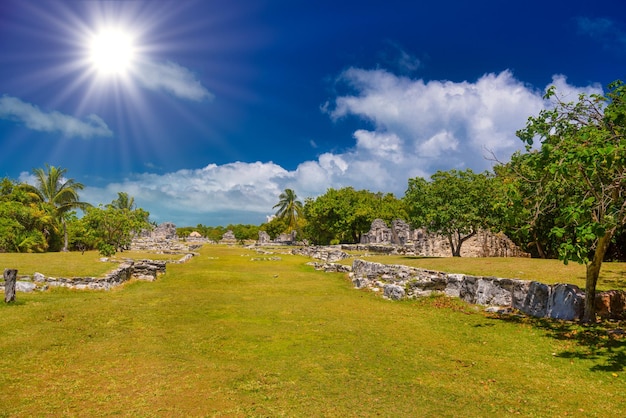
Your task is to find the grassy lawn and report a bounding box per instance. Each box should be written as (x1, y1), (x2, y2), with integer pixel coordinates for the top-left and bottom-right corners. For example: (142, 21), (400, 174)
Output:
(1, 245), (625, 416)
(0, 250), (186, 278)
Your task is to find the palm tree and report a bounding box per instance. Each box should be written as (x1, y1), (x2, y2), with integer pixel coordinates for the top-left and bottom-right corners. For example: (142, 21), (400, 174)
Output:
(110, 192), (135, 211)
(273, 188), (303, 232)
(22, 164), (91, 251)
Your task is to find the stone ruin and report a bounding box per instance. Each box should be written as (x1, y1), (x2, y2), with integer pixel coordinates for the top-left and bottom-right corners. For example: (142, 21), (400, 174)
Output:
(132, 222), (202, 253)
(151, 222), (178, 240)
(359, 219), (528, 257)
(219, 230), (237, 244)
(257, 230), (298, 245)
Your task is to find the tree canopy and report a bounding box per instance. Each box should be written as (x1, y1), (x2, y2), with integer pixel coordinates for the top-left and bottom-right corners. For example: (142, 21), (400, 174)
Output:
(302, 187), (406, 245)
(515, 80), (626, 322)
(20, 164), (91, 252)
(273, 189), (303, 232)
(404, 169), (496, 257)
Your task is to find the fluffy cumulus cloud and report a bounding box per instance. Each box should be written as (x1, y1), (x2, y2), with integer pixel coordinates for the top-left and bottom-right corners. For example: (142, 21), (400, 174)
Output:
(82, 161), (292, 225)
(0, 95), (113, 139)
(84, 70), (603, 225)
(135, 60), (214, 102)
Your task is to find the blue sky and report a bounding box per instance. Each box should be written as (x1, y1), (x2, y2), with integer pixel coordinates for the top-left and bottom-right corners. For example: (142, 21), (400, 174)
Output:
(0, 0), (624, 226)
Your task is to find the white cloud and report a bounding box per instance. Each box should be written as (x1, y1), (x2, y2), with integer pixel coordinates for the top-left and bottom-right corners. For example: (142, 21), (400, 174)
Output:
(135, 60), (214, 102)
(0, 95), (113, 139)
(82, 161), (292, 225)
(548, 74), (603, 102)
(81, 70), (603, 226)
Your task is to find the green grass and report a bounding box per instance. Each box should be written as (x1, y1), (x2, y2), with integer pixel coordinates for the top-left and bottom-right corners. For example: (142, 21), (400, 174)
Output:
(1, 245), (625, 416)
(0, 250), (185, 278)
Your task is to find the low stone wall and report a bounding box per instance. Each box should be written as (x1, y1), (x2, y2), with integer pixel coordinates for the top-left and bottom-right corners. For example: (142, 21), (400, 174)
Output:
(1, 254), (194, 292)
(312, 259), (625, 321)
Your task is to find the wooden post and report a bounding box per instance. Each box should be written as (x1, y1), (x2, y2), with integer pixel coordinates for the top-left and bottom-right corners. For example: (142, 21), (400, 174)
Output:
(4, 268), (17, 303)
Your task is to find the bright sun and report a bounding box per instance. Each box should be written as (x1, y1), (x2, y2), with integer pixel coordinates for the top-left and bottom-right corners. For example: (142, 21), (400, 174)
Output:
(89, 28), (135, 76)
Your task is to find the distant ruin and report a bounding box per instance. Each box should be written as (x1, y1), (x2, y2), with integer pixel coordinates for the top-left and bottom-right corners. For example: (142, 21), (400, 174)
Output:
(359, 219), (528, 257)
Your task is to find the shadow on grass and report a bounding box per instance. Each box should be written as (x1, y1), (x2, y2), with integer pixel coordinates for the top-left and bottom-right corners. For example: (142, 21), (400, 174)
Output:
(493, 314), (626, 372)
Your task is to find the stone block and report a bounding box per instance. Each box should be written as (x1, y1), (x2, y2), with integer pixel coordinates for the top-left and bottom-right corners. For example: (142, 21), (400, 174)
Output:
(595, 290), (626, 320)
(459, 275), (479, 304)
(511, 280), (531, 311)
(547, 284), (584, 321)
(444, 273), (464, 298)
(474, 277), (513, 306)
(518, 281), (550, 317)
(383, 284), (405, 300)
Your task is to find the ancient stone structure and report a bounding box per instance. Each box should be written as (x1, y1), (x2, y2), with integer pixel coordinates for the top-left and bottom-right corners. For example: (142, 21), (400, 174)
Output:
(256, 230), (298, 245)
(220, 230), (237, 244)
(258, 231), (271, 244)
(132, 222), (203, 253)
(152, 222), (178, 240)
(360, 219), (393, 244)
(360, 219), (528, 257)
(293, 246), (350, 263)
(337, 258), (624, 321)
(275, 231), (297, 245)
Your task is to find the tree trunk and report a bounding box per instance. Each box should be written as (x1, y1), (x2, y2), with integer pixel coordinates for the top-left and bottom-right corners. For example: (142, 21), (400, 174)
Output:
(448, 234), (461, 257)
(582, 231), (614, 323)
(4, 268), (17, 303)
(533, 231), (547, 259)
(62, 218), (69, 252)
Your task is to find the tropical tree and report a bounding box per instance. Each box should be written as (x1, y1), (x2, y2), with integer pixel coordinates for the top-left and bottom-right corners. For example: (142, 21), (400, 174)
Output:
(109, 192), (135, 211)
(493, 151), (562, 258)
(21, 165), (91, 251)
(0, 179), (55, 252)
(81, 204), (151, 256)
(273, 188), (303, 232)
(302, 187), (406, 245)
(404, 169), (496, 257)
(516, 80), (626, 323)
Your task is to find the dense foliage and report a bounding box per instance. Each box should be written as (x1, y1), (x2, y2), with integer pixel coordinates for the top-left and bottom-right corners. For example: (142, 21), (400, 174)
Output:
(513, 80), (626, 322)
(0, 167), (151, 256)
(404, 169), (496, 256)
(301, 187), (407, 245)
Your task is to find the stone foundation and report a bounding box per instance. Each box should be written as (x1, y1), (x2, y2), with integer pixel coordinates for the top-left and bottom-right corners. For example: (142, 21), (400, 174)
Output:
(311, 258), (625, 321)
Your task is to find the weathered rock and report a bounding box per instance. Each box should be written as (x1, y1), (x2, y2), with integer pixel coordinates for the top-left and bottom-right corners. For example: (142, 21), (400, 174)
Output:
(293, 246), (350, 263)
(459, 275), (479, 304)
(596, 290), (626, 320)
(518, 281), (550, 317)
(360, 219), (392, 244)
(4, 268), (17, 302)
(258, 230), (271, 244)
(391, 219), (412, 245)
(474, 278), (514, 306)
(511, 280), (532, 312)
(383, 284), (405, 300)
(352, 276), (370, 289)
(16, 281), (36, 292)
(220, 230), (237, 243)
(444, 274), (465, 298)
(547, 284), (584, 321)
(152, 222), (177, 240)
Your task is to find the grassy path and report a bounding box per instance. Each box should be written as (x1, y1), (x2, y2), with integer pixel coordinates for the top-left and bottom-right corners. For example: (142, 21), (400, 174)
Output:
(1, 245), (625, 416)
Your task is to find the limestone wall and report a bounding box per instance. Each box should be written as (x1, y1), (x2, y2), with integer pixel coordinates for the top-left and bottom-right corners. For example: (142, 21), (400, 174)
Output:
(306, 258), (624, 321)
